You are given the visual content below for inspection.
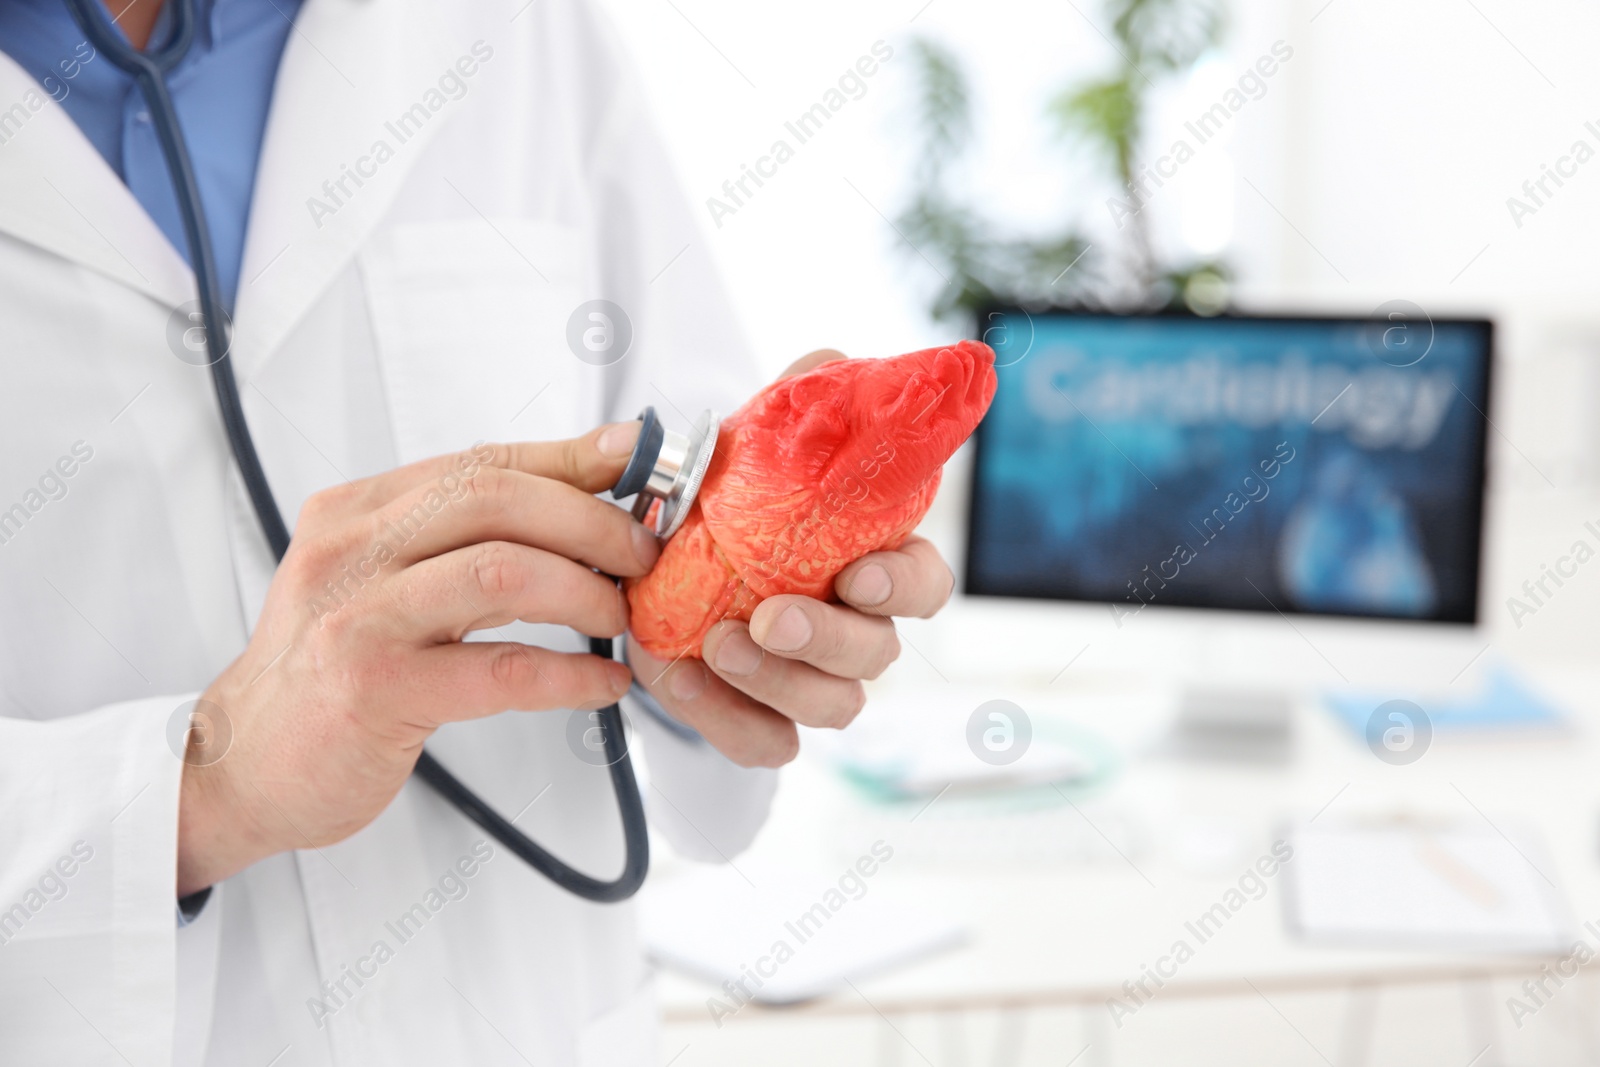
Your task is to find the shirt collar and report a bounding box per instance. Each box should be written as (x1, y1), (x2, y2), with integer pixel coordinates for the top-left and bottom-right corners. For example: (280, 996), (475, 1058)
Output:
(145, 0), (223, 55)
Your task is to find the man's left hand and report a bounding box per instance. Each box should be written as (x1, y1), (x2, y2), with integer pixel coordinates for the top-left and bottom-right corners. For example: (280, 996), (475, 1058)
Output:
(627, 350), (955, 768)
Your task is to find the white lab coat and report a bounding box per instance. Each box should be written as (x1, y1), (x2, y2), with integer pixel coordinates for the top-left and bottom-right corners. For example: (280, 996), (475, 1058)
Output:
(0, 2), (776, 1063)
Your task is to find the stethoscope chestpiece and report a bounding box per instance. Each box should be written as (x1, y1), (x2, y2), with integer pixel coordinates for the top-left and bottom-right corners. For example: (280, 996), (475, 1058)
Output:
(610, 406), (720, 540)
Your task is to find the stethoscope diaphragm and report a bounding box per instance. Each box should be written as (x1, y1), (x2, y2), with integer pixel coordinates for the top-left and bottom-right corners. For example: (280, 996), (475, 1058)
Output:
(612, 406), (720, 540)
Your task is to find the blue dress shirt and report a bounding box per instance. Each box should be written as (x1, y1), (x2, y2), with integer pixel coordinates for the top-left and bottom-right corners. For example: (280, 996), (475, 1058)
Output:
(0, 0), (304, 310)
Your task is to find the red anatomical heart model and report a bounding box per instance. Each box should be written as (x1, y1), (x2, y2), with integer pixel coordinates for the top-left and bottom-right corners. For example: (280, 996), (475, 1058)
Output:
(627, 340), (997, 659)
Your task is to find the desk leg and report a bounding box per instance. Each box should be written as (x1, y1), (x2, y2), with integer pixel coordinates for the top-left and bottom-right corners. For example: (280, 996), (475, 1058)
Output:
(939, 1012), (969, 1066)
(876, 1012), (904, 1067)
(1082, 1001), (1112, 1067)
(1460, 975), (1501, 1067)
(1337, 984), (1379, 1067)
(989, 1005), (1028, 1067)
(1585, 973), (1600, 1062)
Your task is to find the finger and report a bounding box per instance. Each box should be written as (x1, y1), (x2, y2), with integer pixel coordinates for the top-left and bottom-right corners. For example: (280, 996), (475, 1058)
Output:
(386, 542), (627, 642)
(627, 638), (799, 768)
(410, 643), (632, 725)
(746, 596), (900, 680)
(778, 348), (847, 380)
(305, 422), (645, 522)
(368, 465), (659, 576)
(833, 535), (954, 619)
(701, 621), (867, 729)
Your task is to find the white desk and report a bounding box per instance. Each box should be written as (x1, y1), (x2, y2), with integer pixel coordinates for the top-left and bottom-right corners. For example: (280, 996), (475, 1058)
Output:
(646, 661), (1599, 1063)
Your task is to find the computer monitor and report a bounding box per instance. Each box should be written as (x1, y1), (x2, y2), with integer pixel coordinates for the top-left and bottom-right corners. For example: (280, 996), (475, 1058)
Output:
(964, 309), (1493, 627)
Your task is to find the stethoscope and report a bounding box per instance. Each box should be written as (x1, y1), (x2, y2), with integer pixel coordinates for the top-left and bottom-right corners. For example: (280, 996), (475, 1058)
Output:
(64, 0), (722, 903)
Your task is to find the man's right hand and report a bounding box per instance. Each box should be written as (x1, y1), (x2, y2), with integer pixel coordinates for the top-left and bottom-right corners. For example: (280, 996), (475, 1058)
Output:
(176, 424), (658, 897)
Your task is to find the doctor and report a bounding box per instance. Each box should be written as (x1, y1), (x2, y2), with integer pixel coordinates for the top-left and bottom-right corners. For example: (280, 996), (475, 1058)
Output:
(0, 0), (954, 1063)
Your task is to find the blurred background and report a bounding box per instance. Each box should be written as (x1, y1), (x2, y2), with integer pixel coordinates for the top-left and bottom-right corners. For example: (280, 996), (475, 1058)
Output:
(597, 0), (1600, 1062)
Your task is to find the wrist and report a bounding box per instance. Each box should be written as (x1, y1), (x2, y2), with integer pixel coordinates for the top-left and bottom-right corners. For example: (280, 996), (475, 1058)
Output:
(176, 701), (273, 896)
(176, 760), (236, 897)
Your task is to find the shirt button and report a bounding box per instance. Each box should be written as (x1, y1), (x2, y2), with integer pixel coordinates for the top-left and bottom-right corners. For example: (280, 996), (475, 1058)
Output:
(135, 111), (151, 124)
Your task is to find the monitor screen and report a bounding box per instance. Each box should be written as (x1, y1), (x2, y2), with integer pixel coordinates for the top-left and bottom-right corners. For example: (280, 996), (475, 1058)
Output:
(964, 310), (1492, 624)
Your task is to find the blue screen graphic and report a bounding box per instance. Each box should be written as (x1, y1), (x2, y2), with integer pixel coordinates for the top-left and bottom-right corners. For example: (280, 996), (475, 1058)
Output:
(966, 313), (1490, 623)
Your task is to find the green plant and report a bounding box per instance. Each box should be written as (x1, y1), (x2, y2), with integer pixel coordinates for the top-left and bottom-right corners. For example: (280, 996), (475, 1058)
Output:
(895, 0), (1230, 321)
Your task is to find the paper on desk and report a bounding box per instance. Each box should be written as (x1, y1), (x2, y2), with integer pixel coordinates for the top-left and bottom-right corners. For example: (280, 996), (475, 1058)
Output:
(641, 863), (966, 1005)
(1283, 820), (1575, 953)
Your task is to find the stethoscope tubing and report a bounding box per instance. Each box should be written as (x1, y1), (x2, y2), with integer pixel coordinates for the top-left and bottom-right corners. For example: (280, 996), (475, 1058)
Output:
(61, 0), (648, 902)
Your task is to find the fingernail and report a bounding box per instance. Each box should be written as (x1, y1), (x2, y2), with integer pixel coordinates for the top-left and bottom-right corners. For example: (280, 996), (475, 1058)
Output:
(850, 564), (892, 606)
(713, 628), (764, 677)
(762, 605), (813, 652)
(607, 661), (633, 698)
(631, 523), (661, 568)
(598, 421), (641, 458)
(669, 660), (708, 702)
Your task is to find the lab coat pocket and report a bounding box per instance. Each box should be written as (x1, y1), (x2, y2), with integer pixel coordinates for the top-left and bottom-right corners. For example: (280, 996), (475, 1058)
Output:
(577, 973), (660, 1067)
(360, 218), (597, 464)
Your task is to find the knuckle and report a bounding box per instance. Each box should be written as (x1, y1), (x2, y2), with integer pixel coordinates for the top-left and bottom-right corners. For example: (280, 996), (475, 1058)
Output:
(470, 541), (525, 602)
(300, 483), (360, 527)
(456, 462), (514, 520)
(475, 442), (509, 470)
(287, 529), (349, 586)
(488, 645), (528, 697)
(864, 629), (901, 680)
(456, 463), (495, 509)
(735, 730), (800, 769)
(820, 683), (867, 730)
(766, 728), (802, 766)
(343, 653), (386, 697)
(811, 613), (848, 662)
(560, 438), (587, 487)
(310, 596), (358, 641)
